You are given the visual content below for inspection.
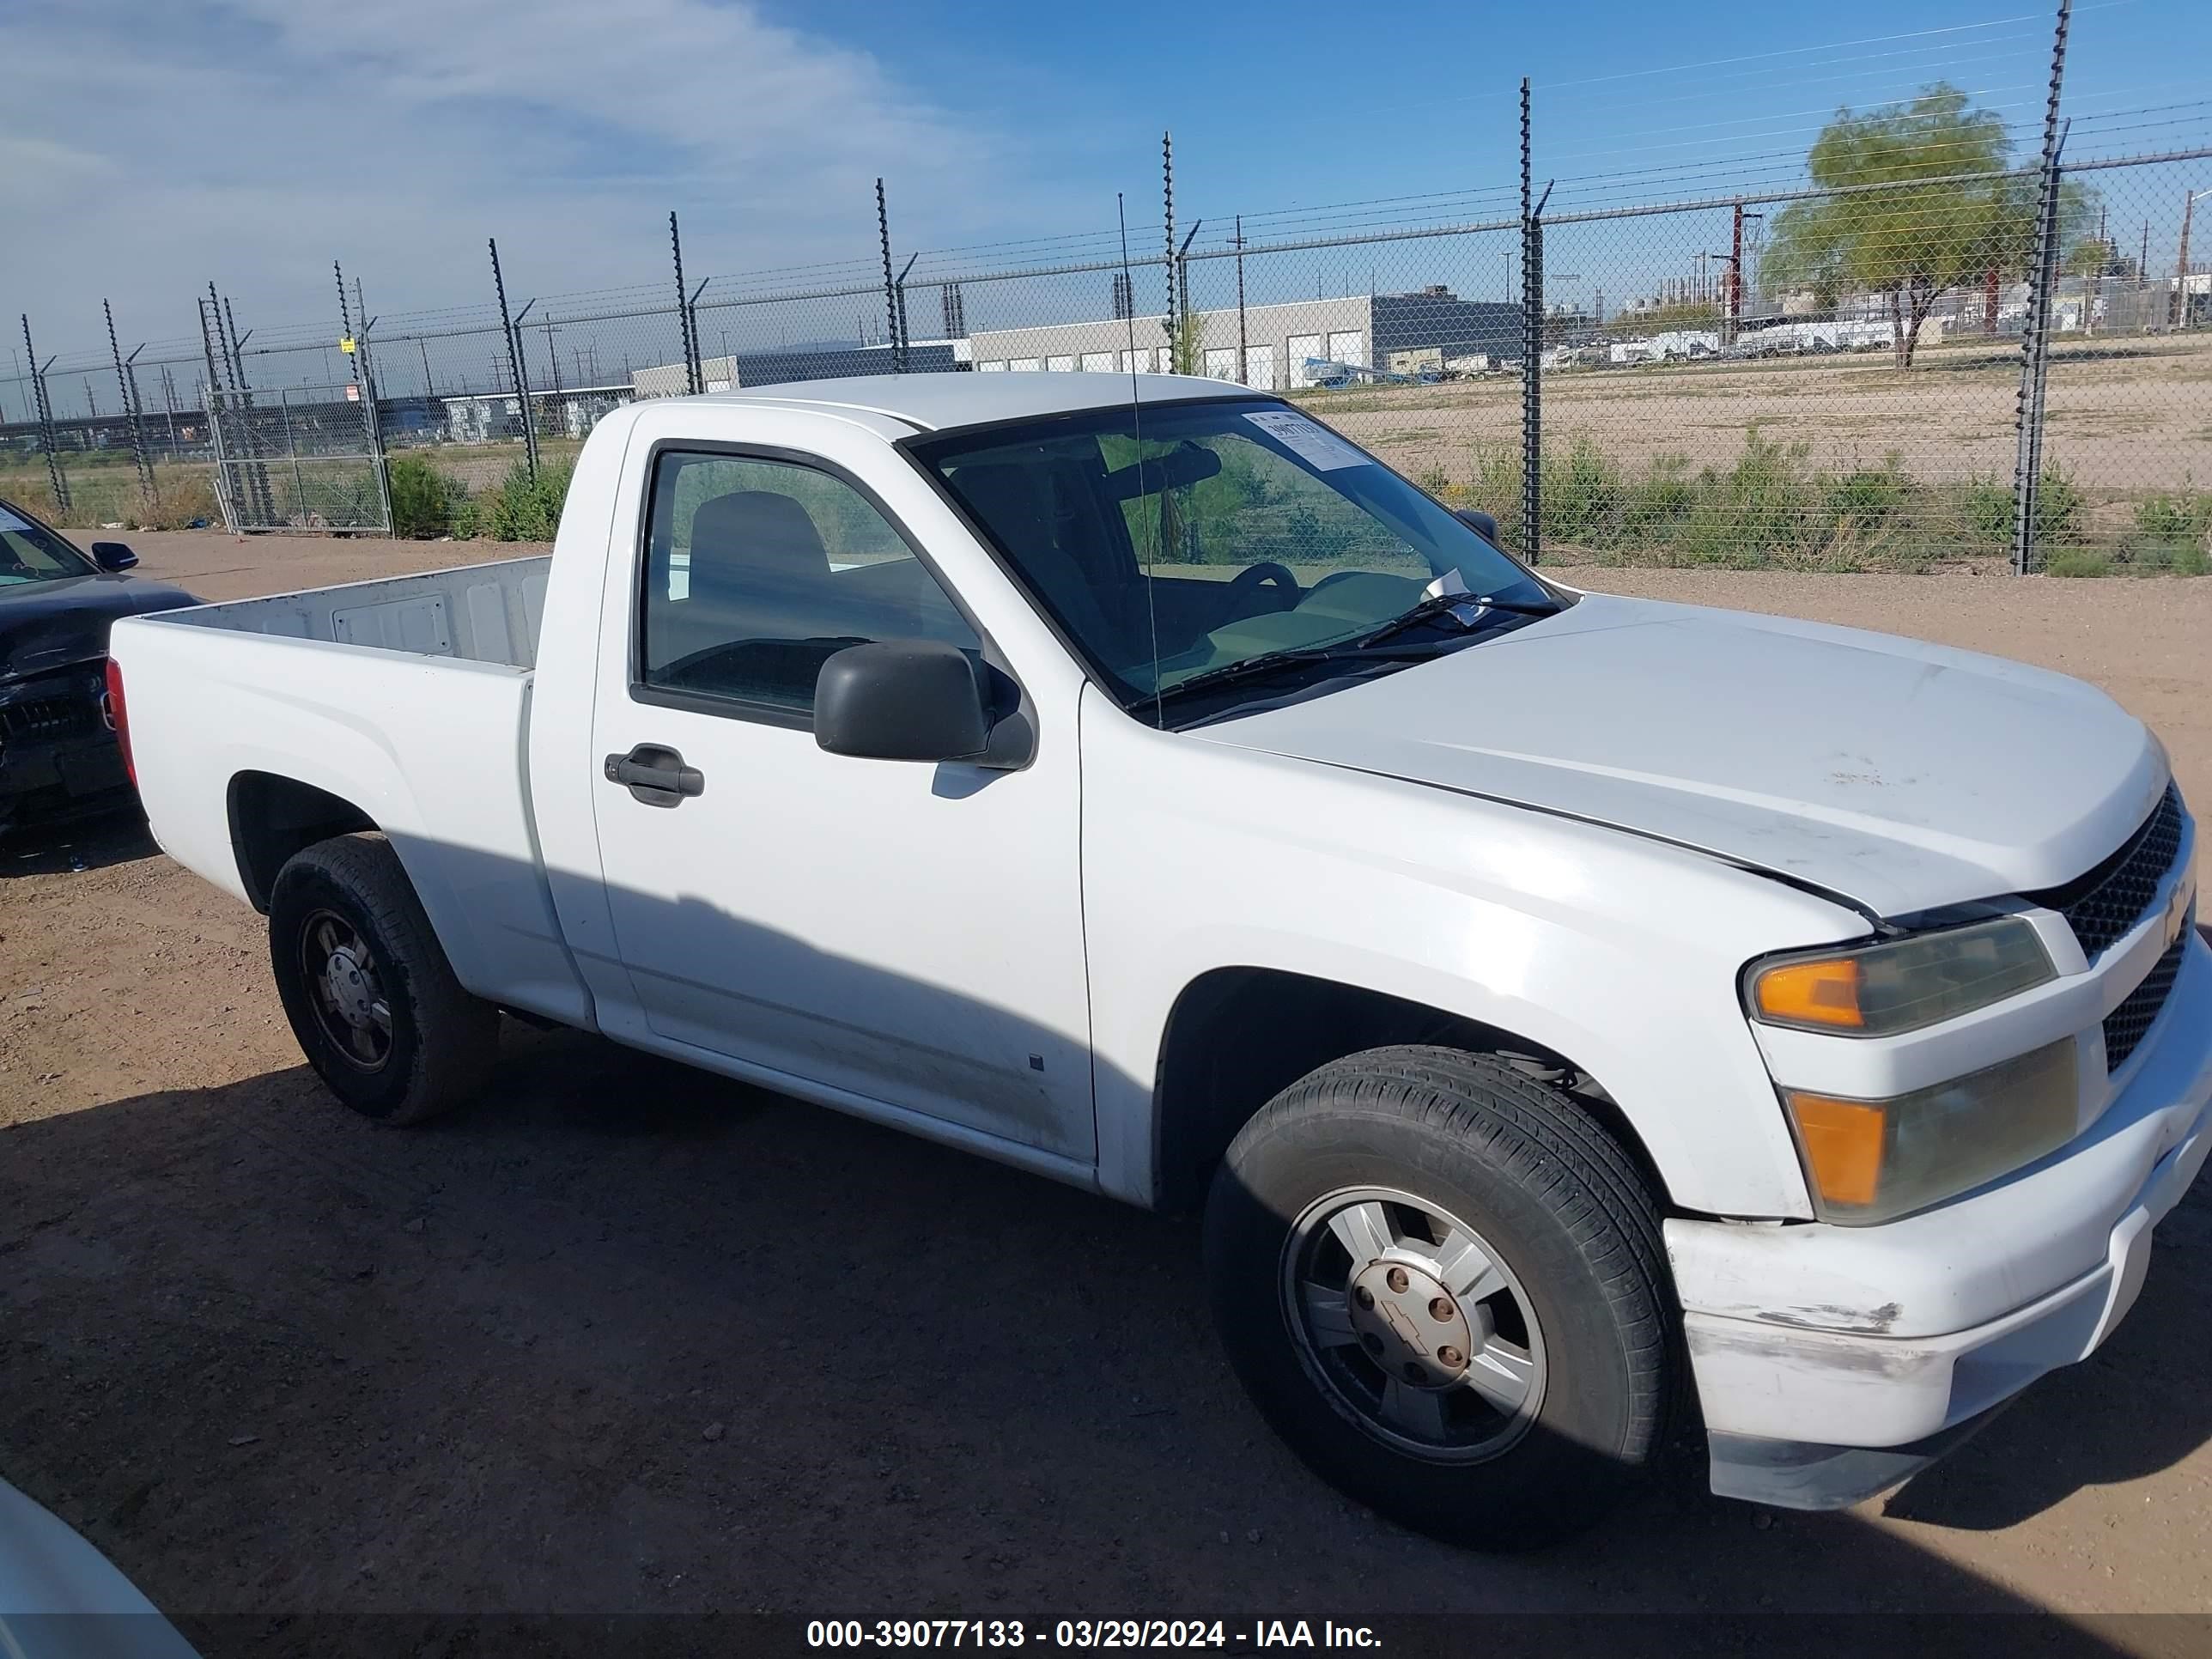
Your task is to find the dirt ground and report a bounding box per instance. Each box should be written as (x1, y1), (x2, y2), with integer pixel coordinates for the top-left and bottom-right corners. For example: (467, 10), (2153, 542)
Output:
(4, 531), (2212, 1650)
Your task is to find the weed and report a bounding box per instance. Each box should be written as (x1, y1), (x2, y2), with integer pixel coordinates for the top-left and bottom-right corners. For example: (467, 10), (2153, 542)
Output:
(2045, 549), (2111, 577)
(459, 460), (574, 542)
(386, 455), (466, 538)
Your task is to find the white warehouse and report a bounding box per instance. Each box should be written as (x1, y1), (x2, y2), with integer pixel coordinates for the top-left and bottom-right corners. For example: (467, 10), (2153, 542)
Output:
(967, 288), (1520, 391)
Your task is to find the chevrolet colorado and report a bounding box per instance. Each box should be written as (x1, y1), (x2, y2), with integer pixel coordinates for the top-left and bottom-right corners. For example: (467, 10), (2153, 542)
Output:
(108, 374), (2209, 1547)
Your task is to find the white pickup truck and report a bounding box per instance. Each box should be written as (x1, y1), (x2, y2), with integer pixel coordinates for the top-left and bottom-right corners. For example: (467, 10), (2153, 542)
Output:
(112, 374), (2207, 1547)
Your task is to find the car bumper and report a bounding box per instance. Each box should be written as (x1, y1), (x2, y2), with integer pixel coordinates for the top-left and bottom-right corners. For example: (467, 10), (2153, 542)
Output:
(1668, 929), (2212, 1510)
(0, 732), (133, 831)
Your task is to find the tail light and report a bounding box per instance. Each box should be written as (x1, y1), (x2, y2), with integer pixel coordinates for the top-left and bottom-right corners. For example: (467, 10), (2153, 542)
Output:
(104, 657), (134, 783)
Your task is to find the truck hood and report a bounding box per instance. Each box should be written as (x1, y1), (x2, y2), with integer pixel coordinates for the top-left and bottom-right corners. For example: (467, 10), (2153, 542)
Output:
(1194, 593), (2167, 919)
(0, 574), (198, 683)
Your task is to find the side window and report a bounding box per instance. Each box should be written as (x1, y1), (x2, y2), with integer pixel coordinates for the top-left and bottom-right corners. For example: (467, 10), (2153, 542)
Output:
(640, 453), (979, 717)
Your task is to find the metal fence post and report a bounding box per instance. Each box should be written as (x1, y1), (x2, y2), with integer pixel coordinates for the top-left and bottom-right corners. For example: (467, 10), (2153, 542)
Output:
(21, 315), (70, 517)
(894, 252), (918, 374)
(104, 300), (155, 514)
(511, 299), (541, 473)
(670, 211), (701, 395)
(196, 298), (237, 533)
(876, 181), (902, 373)
(489, 239), (538, 481)
(688, 277), (710, 390)
(1519, 78), (1541, 563)
(2013, 0), (2073, 575)
(1163, 133), (1176, 369)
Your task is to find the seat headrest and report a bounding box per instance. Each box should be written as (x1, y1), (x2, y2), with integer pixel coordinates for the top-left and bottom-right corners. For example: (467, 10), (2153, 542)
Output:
(951, 463), (1055, 547)
(690, 490), (830, 576)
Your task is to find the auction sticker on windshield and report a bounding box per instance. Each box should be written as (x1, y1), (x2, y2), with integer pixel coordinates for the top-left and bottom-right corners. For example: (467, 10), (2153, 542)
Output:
(1243, 409), (1370, 471)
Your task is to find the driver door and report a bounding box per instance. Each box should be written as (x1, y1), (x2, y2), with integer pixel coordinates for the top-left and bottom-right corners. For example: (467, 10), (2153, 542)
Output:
(586, 447), (1096, 1162)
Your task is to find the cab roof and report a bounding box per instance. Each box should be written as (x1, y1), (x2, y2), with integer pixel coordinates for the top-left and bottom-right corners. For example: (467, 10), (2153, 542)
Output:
(688, 371), (1266, 434)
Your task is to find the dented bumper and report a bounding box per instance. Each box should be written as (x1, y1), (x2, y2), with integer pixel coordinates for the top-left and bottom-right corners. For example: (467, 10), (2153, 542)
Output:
(1668, 932), (2212, 1509)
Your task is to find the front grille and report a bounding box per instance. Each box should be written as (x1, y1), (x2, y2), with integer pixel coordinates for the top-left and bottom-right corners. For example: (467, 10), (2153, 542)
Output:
(2104, 929), (2188, 1073)
(0, 690), (102, 743)
(2031, 786), (2185, 963)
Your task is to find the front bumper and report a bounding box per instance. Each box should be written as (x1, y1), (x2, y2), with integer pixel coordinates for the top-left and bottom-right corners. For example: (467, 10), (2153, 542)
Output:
(1670, 929), (2212, 1510)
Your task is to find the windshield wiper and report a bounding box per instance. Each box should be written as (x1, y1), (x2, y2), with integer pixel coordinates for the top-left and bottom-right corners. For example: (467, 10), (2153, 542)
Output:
(1352, 590), (1563, 649)
(1153, 640), (1443, 704)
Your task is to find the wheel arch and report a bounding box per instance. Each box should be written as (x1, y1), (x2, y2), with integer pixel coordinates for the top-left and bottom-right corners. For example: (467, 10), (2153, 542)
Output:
(228, 771), (380, 913)
(1149, 965), (1666, 1216)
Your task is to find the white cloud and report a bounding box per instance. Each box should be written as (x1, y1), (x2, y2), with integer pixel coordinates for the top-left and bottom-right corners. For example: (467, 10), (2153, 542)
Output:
(1, 0), (1037, 371)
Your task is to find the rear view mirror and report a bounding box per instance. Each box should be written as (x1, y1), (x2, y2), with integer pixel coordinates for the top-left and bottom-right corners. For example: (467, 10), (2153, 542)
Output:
(816, 641), (991, 763)
(89, 541), (139, 572)
(1453, 508), (1499, 543)
(1101, 441), (1224, 502)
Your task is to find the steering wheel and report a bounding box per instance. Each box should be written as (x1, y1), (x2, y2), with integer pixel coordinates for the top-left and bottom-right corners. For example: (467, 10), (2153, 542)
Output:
(1224, 561), (1301, 611)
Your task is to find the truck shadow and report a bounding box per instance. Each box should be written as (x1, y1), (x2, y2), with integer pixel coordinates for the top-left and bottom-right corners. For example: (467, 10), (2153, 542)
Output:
(1, 809), (156, 878)
(2, 1022), (2204, 1643)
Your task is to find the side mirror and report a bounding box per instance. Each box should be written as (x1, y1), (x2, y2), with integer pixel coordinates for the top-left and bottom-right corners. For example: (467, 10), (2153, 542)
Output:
(89, 541), (139, 572)
(816, 641), (991, 763)
(1453, 508), (1499, 543)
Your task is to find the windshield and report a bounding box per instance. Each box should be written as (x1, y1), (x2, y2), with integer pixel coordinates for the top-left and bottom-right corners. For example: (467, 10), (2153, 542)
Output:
(908, 398), (1559, 720)
(0, 501), (96, 586)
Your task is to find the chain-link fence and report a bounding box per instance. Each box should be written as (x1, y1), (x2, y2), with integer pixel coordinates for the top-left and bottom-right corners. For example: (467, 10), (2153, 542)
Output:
(7, 100), (2208, 570)
(2035, 152), (2212, 573)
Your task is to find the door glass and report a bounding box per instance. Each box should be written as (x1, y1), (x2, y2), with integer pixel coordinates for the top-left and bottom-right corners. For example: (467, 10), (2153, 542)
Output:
(640, 453), (978, 717)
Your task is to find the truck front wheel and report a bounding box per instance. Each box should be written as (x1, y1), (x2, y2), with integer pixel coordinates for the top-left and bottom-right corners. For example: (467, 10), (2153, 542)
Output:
(1203, 1046), (1675, 1550)
(267, 833), (499, 1125)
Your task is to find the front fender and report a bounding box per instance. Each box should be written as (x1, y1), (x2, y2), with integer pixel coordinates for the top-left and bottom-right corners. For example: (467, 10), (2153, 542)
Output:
(1079, 690), (1863, 1218)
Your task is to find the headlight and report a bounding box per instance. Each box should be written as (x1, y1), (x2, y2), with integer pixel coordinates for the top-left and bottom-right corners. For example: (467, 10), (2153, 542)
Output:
(1781, 1038), (2080, 1224)
(1746, 916), (2056, 1036)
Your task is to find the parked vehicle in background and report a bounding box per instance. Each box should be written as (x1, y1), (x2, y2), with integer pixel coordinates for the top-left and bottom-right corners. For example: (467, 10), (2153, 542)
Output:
(110, 374), (2209, 1548)
(0, 498), (194, 837)
(0, 1476), (199, 1658)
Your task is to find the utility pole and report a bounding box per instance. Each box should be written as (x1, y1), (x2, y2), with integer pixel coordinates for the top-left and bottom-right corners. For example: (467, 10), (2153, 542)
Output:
(2178, 190), (2210, 330)
(1234, 215), (1249, 386)
(1728, 204), (1744, 345)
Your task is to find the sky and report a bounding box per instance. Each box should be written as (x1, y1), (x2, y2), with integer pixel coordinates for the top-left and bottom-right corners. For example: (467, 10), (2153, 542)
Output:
(5, 0), (2210, 380)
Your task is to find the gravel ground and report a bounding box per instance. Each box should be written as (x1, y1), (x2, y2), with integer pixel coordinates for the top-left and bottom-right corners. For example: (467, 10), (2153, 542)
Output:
(3, 532), (2209, 1650)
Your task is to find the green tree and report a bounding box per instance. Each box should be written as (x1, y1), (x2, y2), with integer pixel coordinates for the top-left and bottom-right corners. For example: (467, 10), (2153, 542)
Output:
(1169, 302), (1208, 375)
(1762, 85), (2039, 368)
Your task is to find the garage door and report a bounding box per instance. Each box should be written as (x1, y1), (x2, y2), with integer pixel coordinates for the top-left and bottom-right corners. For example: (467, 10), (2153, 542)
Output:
(1081, 351), (1115, 373)
(1243, 344), (1277, 390)
(1046, 355), (1077, 373)
(1203, 347), (1238, 380)
(1287, 334), (1322, 388)
(1328, 330), (1367, 368)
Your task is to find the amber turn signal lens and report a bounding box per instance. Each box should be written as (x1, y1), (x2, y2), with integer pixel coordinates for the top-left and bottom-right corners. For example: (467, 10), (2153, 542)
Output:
(1783, 1093), (1887, 1209)
(1753, 956), (1865, 1030)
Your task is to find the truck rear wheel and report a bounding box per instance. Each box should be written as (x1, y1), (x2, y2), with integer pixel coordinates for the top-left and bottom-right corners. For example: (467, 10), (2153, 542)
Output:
(267, 833), (498, 1126)
(1203, 1046), (1674, 1550)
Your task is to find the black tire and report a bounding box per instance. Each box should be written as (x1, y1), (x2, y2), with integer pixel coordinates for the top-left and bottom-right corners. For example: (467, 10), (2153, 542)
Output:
(267, 832), (498, 1125)
(1204, 1045), (1674, 1550)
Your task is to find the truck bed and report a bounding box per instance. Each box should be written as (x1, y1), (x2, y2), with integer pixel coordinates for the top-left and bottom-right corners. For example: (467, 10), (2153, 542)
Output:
(112, 551), (590, 1031)
(155, 556), (551, 669)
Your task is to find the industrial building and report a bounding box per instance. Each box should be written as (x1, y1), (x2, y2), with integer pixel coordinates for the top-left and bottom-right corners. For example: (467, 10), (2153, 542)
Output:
(968, 288), (1518, 388)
